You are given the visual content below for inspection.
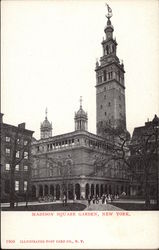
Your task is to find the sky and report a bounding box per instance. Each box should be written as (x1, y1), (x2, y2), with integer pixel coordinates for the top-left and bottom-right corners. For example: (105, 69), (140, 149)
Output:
(1, 0), (159, 139)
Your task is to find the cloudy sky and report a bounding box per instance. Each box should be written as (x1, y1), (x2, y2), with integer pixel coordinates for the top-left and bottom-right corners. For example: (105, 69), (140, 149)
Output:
(1, 0), (159, 139)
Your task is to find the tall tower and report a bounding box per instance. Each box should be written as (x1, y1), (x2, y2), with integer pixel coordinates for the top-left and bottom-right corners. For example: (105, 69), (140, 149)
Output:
(40, 108), (52, 139)
(95, 5), (126, 135)
(74, 97), (88, 131)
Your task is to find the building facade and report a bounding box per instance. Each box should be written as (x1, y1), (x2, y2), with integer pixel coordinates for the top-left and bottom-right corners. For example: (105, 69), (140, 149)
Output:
(0, 113), (34, 202)
(30, 6), (130, 201)
(31, 106), (130, 200)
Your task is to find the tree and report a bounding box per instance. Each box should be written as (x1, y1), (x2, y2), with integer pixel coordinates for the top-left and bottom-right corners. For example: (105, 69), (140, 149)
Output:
(96, 117), (159, 208)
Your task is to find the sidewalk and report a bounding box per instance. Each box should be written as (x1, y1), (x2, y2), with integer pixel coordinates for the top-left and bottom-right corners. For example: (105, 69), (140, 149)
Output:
(84, 202), (124, 211)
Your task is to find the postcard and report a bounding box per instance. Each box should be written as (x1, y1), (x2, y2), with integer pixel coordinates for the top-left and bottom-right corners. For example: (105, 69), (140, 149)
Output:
(1, 0), (159, 249)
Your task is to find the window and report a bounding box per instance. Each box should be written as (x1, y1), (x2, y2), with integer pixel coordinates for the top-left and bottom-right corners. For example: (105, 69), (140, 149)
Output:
(6, 148), (10, 155)
(108, 102), (111, 106)
(15, 165), (19, 171)
(37, 146), (40, 152)
(24, 165), (28, 171)
(104, 95), (106, 99)
(17, 138), (20, 144)
(5, 136), (10, 142)
(5, 163), (10, 171)
(15, 181), (19, 191)
(100, 105), (103, 109)
(24, 181), (28, 191)
(104, 70), (107, 81)
(105, 112), (107, 116)
(24, 140), (28, 146)
(16, 151), (20, 158)
(98, 76), (102, 83)
(24, 151), (28, 159)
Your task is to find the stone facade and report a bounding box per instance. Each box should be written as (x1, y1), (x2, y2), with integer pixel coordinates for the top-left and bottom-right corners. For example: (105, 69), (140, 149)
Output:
(30, 8), (130, 201)
(31, 129), (130, 200)
(95, 16), (126, 134)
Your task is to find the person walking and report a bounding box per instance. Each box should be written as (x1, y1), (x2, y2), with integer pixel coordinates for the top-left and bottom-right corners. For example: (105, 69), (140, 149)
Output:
(88, 195), (91, 206)
(96, 195), (99, 204)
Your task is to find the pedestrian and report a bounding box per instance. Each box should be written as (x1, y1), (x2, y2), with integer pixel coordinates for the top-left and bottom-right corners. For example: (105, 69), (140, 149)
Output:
(88, 195), (91, 206)
(96, 195), (99, 204)
(102, 194), (105, 204)
(63, 194), (66, 207)
(105, 195), (108, 204)
(92, 195), (95, 204)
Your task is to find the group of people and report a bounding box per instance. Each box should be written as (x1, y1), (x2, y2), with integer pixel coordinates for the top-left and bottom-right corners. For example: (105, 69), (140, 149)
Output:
(87, 193), (119, 206)
(38, 195), (54, 203)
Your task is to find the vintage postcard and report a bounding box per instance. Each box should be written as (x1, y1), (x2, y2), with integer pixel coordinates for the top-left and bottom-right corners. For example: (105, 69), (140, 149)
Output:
(1, 0), (159, 249)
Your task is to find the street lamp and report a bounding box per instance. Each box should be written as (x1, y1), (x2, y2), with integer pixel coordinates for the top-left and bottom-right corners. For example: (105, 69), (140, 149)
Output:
(152, 114), (159, 208)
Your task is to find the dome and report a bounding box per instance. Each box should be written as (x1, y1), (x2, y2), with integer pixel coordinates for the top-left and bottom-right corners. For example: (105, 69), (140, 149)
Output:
(76, 107), (87, 118)
(41, 117), (52, 129)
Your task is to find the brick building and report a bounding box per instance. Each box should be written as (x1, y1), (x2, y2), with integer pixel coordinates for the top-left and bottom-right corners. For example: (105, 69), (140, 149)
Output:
(0, 113), (34, 202)
(31, 7), (130, 200)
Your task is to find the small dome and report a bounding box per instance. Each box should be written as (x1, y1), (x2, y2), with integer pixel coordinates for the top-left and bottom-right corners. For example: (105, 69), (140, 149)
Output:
(41, 117), (52, 129)
(76, 107), (87, 118)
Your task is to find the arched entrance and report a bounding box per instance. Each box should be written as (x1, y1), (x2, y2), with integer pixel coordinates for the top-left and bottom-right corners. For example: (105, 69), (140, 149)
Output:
(50, 185), (54, 197)
(100, 184), (104, 197)
(96, 184), (99, 197)
(75, 183), (80, 200)
(104, 184), (107, 194)
(31, 185), (36, 198)
(91, 184), (94, 197)
(68, 184), (74, 200)
(109, 185), (111, 194)
(44, 185), (48, 196)
(85, 183), (89, 199)
(39, 185), (43, 196)
(56, 184), (60, 200)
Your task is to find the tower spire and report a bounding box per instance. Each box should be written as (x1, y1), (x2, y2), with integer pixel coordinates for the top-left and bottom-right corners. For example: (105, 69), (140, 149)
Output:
(45, 107), (48, 119)
(80, 96), (82, 109)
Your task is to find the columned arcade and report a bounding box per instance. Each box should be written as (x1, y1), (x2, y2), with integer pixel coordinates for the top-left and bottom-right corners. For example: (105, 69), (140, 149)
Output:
(31, 180), (130, 200)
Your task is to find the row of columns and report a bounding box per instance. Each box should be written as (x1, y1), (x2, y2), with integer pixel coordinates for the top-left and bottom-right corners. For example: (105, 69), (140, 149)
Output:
(31, 182), (129, 200)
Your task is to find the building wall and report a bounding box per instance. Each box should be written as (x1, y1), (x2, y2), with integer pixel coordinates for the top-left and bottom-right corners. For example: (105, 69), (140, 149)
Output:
(0, 115), (34, 202)
(31, 131), (130, 199)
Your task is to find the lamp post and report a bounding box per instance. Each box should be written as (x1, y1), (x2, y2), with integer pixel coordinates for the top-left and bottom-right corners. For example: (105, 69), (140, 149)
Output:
(152, 114), (159, 208)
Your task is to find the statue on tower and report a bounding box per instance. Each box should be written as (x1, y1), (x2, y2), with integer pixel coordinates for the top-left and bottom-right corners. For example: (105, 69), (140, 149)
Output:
(106, 3), (113, 19)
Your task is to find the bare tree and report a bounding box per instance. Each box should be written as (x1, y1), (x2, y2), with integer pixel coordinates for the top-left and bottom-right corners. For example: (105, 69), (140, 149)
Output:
(96, 118), (159, 208)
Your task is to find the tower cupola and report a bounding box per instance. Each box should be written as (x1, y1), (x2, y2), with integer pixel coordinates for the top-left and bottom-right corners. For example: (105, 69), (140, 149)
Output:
(40, 108), (52, 139)
(74, 97), (88, 131)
